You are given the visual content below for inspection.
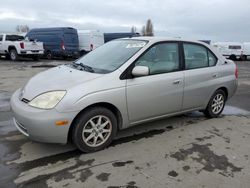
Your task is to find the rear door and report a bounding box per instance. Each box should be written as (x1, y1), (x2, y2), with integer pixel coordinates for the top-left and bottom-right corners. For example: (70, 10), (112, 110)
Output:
(126, 42), (184, 123)
(182, 42), (218, 110)
(64, 32), (79, 52)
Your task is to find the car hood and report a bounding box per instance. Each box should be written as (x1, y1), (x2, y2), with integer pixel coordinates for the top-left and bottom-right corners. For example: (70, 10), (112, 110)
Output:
(21, 65), (103, 100)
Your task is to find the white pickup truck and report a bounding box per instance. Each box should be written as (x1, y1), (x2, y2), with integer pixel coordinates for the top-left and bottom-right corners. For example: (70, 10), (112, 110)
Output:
(0, 34), (44, 61)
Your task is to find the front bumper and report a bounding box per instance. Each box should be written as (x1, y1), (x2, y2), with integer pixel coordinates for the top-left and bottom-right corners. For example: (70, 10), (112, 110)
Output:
(10, 89), (79, 144)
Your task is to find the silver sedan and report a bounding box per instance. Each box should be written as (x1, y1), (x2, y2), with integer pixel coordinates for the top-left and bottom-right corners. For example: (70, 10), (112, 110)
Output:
(11, 37), (238, 152)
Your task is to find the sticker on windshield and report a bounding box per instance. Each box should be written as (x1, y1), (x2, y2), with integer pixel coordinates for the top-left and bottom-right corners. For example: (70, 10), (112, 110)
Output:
(126, 42), (146, 48)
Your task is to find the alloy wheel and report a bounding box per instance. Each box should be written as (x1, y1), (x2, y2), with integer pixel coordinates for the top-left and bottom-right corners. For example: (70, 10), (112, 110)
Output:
(82, 115), (112, 147)
(211, 93), (224, 114)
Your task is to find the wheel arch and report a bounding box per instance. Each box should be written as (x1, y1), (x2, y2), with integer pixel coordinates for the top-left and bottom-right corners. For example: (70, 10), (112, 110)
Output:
(218, 86), (228, 100)
(67, 102), (123, 142)
(204, 86), (229, 109)
(8, 45), (17, 53)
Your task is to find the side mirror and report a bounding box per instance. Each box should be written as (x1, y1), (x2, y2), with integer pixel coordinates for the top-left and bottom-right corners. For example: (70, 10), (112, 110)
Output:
(132, 66), (149, 77)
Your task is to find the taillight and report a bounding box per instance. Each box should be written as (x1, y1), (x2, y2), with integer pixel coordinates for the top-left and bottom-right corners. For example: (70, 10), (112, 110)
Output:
(90, 44), (93, 51)
(235, 65), (238, 79)
(61, 41), (65, 50)
(20, 42), (24, 49)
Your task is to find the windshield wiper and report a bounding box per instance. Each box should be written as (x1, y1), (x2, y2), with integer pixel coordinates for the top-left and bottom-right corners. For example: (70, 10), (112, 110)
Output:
(72, 62), (95, 73)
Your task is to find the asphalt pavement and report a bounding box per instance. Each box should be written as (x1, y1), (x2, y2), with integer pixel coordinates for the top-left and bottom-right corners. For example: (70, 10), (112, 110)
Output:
(0, 59), (250, 188)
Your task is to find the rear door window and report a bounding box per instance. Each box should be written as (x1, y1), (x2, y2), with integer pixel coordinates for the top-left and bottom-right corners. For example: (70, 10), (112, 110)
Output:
(183, 43), (217, 69)
(208, 50), (217, 66)
(5, 35), (24, 41)
(0, 35), (3, 41)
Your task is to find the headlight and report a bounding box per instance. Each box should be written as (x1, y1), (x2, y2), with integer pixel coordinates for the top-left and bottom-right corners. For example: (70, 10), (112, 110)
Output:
(29, 91), (66, 109)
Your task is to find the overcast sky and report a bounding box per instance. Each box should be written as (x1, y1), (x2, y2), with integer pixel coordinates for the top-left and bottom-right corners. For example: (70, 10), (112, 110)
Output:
(1, 0), (250, 42)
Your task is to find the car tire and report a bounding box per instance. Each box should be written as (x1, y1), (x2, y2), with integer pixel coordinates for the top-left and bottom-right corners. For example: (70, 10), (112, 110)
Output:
(203, 89), (226, 118)
(72, 107), (117, 153)
(80, 50), (88, 57)
(45, 51), (52, 59)
(9, 49), (19, 61)
(241, 55), (247, 61)
(229, 55), (236, 61)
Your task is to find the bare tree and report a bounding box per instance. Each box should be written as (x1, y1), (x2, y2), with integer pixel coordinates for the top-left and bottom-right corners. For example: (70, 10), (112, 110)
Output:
(141, 26), (146, 36)
(145, 19), (154, 36)
(16, 25), (30, 33)
(141, 19), (154, 36)
(131, 26), (137, 33)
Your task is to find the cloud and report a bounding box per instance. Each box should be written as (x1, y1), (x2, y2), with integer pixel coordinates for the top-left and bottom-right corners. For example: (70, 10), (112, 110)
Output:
(0, 0), (250, 41)
(0, 9), (36, 21)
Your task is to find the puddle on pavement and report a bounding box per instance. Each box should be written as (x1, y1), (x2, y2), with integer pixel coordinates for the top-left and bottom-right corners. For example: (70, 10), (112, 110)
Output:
(223, 106), (250, 115)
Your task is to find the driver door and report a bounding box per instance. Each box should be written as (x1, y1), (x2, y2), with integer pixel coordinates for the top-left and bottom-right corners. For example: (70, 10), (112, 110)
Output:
(126, 42), (184, 123)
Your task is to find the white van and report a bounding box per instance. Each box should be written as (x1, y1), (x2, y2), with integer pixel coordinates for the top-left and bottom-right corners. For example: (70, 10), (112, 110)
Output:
(212, 42), (243, 60)
(77, 30), (104, 56)
(242, 42), (250, 60)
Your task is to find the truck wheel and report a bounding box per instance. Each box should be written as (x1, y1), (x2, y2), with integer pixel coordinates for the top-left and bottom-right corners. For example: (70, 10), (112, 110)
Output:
(80, 50), (88, 57)
(203, 89), (226, 118)
(9, 49), (19, 61)
(241, 55), (247, 61)
(45, 51), (52, 59)
(229, 55), (236, 61)
(72, 107), (117, 153)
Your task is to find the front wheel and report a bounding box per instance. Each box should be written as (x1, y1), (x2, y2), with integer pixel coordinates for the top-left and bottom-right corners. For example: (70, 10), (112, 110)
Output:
(9, 49), (19, 61)
(72, 107), (117, 153)
(203, 89), (226, 118)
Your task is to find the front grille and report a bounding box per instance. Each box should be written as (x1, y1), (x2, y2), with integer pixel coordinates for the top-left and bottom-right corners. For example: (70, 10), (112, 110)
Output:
(21, 98), (30, 103)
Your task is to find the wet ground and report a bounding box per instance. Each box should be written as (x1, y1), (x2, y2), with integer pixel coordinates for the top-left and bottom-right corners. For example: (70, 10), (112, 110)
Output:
(0, 60), (250, 188)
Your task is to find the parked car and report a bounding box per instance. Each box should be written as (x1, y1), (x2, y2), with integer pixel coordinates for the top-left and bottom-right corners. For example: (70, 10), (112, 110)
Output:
(212, 42), (243, 60)
(26, 27), (79, 59)
(104, 32), (140, 43)
(77, 30), (104, 56)
(241, 42), (250, 60)
(0, 33), (44, 61)
(11, 37), (238, 153)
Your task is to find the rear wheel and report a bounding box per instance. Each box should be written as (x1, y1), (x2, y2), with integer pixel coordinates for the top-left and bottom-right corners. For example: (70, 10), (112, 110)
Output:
(241, 55), (247, 61)
(229, 55), (236, 61)
(72, 107), (117, 153)
(45, 51), (52, 59)
(9, 49), (19, 61)
(203, 89), (226, 118)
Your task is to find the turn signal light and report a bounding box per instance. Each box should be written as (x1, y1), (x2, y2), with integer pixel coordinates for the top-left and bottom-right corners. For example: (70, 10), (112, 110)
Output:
(55, 120), (69, 126)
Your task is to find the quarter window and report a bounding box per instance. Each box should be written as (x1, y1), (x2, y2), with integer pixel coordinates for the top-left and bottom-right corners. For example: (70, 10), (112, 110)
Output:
(135, 43), (179, 75)
(0, 35), (3, 41)
(184, 43), (217, 69)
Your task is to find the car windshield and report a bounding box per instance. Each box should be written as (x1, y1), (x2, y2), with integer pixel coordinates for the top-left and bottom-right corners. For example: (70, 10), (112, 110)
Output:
(74, 39), (147, 73)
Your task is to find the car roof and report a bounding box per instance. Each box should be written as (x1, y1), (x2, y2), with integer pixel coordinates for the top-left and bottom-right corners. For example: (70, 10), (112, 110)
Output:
(122, 36), (208, 45)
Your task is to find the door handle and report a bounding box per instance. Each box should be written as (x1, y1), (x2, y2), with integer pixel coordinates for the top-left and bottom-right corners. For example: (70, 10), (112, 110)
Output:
(173, 80), (181, 85)
(212, 73), (218, 78)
